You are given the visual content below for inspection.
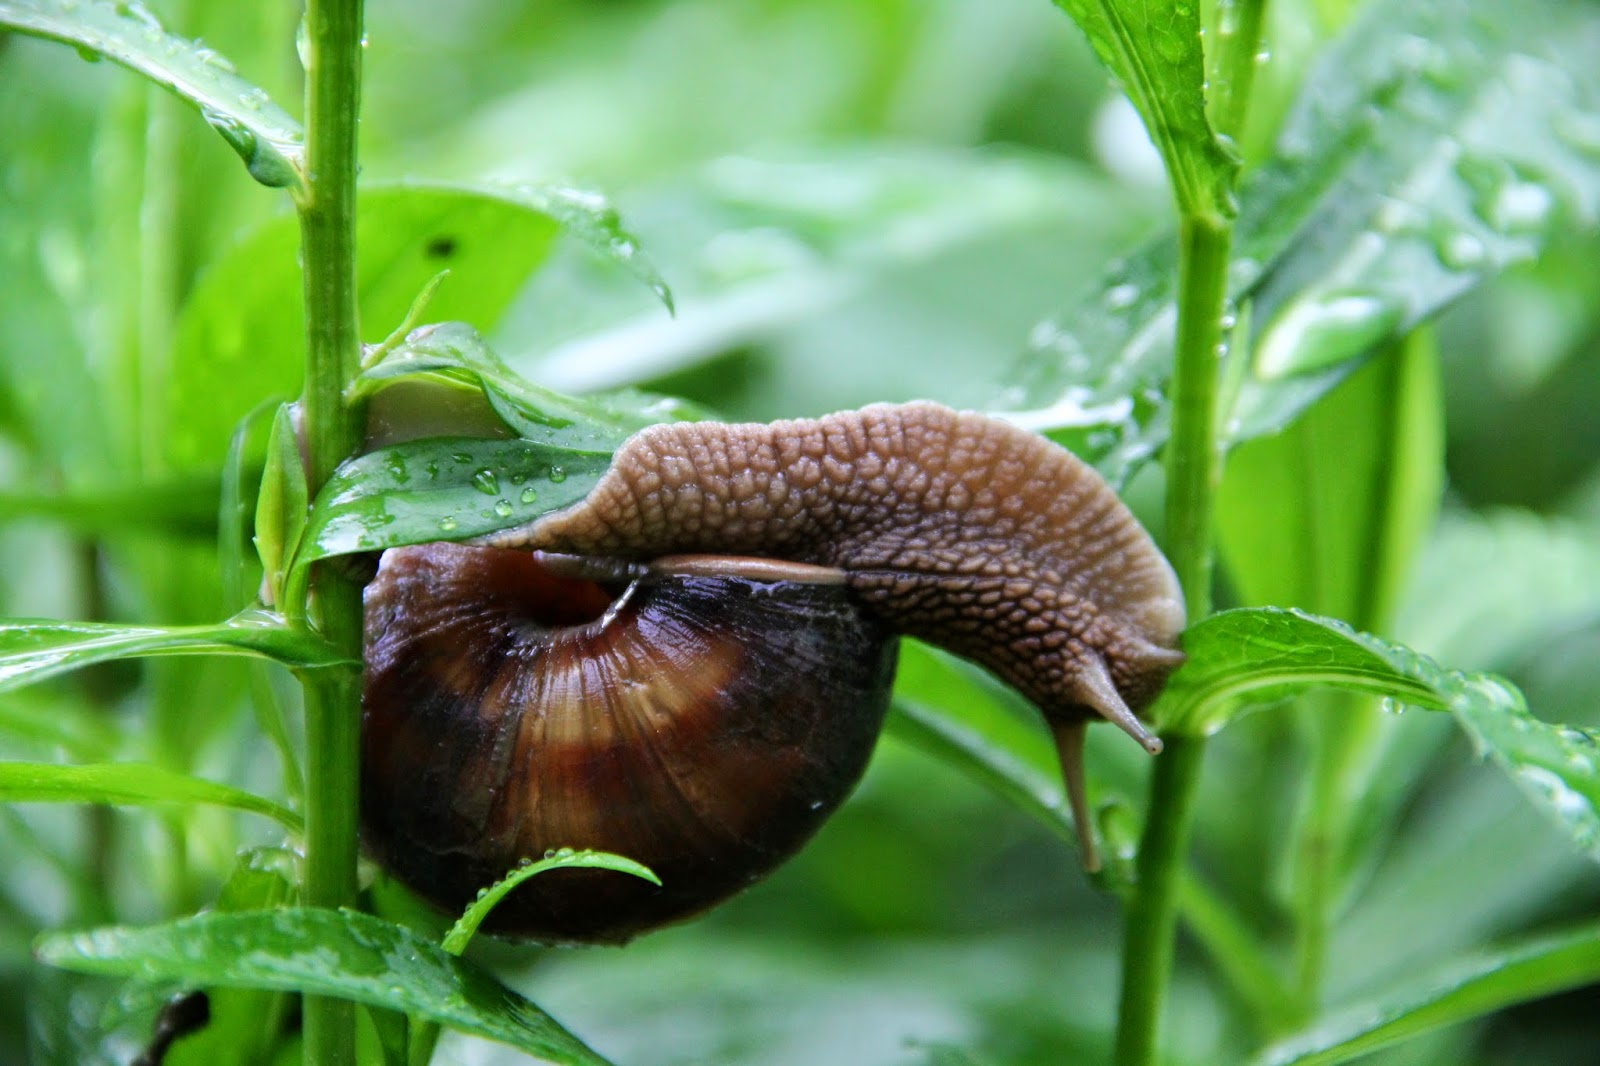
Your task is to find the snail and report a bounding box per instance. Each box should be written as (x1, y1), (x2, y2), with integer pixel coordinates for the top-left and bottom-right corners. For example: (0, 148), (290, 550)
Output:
(360, 402), (1185, 943)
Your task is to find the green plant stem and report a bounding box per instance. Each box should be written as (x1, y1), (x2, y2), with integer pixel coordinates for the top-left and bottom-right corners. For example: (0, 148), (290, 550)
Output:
(1162, 217), (1231, 617)
(1113, 0), (1267, 1052)
(295, 1), (366, 1064)
(1208, 0), (1268, 143)
(1115, 214), (1233, 1066)
(1116, 736), (1208, 1065)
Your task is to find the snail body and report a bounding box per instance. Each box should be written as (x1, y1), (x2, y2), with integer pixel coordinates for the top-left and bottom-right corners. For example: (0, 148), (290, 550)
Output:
(361, 402), (1184, 942)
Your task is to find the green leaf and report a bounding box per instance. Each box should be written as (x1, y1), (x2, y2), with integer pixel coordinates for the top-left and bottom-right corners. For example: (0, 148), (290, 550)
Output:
(410, 850), (657, 1066)
(510, 147), (1148, 415)
(0, 609), (351, 694)
(1045, 0), (1237, 221)
(1004, 0), (1600, 486)
(1159, 608), (1600, 858)
(1161, 609), (1491, 735)
(1254, 921), (1600, 1066)
(221, 405), (272, 609)
(35, 909), (614, 1066)
(146, 849), (300, 1066)
(252, 404), (308, 605)
(0, 762), (299, 831)
(482, 181), (672, 313)
(0, 693), (119, 759)
(441, 850), (659, 957)
(292, 437), (612, 564)
(357, 321), (700, 452)
(1451, 696), (1600, 858)
(0, 479), (220, 538)
(1217, 336), (1444, 629)
(165, 183), (615, 471)
(0, 0), (304, 189)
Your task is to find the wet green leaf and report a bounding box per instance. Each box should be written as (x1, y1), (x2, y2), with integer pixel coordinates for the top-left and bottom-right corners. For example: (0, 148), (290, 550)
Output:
(441, 850), (659, 957)
(1452, 697), (1600, 858)
(411, 850), (657, 1066)
(0, 762), (298, 831)
(1045, 0), (1237, 221)
(1255, 921), (1600, 1066)
(478, 182), (672, 313)
(0, 0), (304, 189)
(1159, 608), (1600, 859)
(35, 909), (613, 1066)
(293, 437), (611, 562)
(1005, 0), (1600, 485)
(0, 609), (350, 694)
(358, 321), (700, 452)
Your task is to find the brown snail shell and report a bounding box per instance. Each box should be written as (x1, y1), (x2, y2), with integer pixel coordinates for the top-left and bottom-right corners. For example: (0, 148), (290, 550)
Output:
(361, 402), (1184, 942)
(361, 542), (897, 943)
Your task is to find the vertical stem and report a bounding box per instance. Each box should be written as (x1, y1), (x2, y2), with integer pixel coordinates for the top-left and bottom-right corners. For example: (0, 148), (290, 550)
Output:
(1162, 217), (1231, 622)
(1110, 0), (1270, 1052)
(298, 4), (364, 489)
(1207, 0), (1269, 143)
(295, 2), (366, 1065)
(1114, 216), (1232, 1066)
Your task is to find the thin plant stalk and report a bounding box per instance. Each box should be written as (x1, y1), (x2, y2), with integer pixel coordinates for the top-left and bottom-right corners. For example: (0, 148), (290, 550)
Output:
(1114, 2), (1266, 1061)
(1114, 218), (1232, 1066)
(293, 1), (367, 1064)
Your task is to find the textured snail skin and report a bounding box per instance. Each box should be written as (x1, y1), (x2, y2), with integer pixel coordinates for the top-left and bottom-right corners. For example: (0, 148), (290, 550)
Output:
(361, 542), (897, 943)
(489, 402), (1186, 751)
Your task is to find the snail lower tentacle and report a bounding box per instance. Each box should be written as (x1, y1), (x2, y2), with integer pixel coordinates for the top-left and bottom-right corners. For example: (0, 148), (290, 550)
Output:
(360, 401), (1185, 939)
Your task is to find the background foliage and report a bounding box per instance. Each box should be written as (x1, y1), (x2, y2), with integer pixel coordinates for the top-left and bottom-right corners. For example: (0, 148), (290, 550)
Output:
(2, 0), (1599, 1064)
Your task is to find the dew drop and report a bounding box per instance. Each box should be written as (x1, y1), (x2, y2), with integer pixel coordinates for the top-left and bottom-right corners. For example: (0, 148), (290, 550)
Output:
(548, 466), (567, 484)
(193, 45), (236, 73)
(438, 516), (458, 532)
(493, 499), (513, 517)
(1437, 230), (1486, 270)
(471, 469), (500, 495)
(1488, 180), (1555, 233)
(520, 487), (539, 504)
(1105, 283), (1139, 310)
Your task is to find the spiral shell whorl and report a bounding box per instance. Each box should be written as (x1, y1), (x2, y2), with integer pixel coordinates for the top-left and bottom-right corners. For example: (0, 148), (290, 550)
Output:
(361, 542), (897, 942)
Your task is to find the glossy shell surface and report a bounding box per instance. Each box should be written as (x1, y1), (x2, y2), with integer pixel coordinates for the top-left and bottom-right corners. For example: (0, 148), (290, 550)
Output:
(360, 542), (898, 943)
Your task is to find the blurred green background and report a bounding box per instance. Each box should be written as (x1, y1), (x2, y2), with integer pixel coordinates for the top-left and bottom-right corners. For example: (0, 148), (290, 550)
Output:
(2, 0), (1599, 1063)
